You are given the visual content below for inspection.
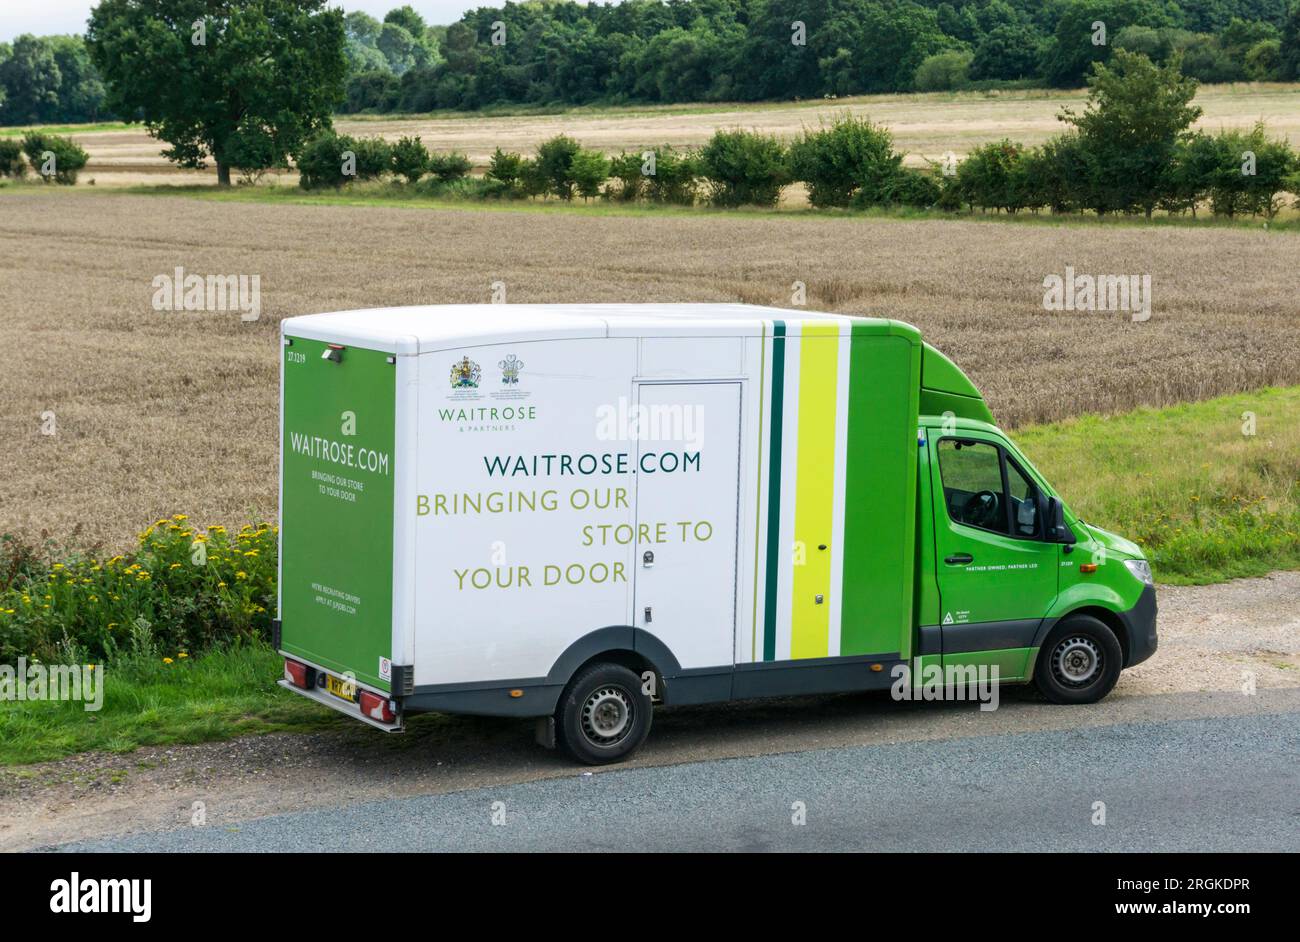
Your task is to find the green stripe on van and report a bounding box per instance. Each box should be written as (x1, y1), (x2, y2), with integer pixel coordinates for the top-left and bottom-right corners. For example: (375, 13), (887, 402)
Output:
(762, 321), (786, 662)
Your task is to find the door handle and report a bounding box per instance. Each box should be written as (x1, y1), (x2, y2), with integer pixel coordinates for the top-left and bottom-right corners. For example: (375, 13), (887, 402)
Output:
(642, 550), (654, 568)
(945, 553), (974, 565)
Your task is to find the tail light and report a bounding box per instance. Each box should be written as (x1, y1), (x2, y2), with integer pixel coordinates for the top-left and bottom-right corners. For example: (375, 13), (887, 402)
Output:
(359, 689), (396, 724)
(284, 659), (314, 689)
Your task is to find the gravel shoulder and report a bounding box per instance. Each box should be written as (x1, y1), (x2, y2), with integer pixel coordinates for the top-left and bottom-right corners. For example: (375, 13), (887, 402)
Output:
(2, 572), (1297, 852)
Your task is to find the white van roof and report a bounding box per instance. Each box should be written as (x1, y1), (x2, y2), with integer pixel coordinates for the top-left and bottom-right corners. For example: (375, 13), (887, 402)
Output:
(281, 303), (909, 355)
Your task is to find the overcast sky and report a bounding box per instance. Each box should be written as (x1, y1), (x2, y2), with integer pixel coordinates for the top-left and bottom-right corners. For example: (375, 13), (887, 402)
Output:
(1, 1), (497, 42)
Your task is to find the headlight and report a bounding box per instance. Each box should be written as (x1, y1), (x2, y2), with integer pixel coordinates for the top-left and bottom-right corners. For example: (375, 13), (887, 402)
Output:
(1124, 559), (1153, 585)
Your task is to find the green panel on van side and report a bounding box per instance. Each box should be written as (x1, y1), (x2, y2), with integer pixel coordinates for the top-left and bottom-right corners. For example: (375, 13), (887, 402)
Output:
(941, 647), (1033, 682)
(840, 328), (922, 658)
(280, 337), (395, 691)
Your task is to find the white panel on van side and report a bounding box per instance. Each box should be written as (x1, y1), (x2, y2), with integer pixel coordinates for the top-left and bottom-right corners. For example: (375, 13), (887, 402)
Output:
(632, 382), (742, 669)
(640, 337), (743, 378)
(414, 338), (639, 685)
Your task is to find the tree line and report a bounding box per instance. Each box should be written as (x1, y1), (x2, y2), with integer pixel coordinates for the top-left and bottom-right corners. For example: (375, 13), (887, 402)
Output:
(293, 51), (1300, 221)
(2, 1), (1299, 126)
(340, 0), (1300, 113)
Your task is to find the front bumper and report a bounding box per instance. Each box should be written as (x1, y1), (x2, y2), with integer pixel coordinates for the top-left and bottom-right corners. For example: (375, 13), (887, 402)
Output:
(1117, 583), (1158, 667)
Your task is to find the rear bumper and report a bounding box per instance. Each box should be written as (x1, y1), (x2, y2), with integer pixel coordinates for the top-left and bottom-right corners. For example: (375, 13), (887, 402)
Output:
(277, 676), (403, 733)
(1118, 584), (1158, 668)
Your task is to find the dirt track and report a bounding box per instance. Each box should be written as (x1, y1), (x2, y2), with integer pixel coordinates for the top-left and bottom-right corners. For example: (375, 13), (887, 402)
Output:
(2, 571), (1295, 852)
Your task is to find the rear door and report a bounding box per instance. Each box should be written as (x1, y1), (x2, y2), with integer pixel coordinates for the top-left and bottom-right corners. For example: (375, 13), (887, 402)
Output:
(279, 337), (396, 692)
(632, 382), (742, 670)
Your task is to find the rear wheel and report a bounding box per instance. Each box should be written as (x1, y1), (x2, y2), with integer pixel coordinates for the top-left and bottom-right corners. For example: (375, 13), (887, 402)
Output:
(1034, 614), (1123, 704)
(555, 662), (652, 765)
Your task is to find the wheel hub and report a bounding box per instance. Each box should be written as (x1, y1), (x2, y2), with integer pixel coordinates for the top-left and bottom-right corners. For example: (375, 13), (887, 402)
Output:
(1052, 636), (1102, 686)
(581, 686), (632, 745)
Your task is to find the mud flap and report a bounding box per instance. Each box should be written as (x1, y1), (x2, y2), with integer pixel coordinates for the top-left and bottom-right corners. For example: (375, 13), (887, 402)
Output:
(535, 715), (556, 749)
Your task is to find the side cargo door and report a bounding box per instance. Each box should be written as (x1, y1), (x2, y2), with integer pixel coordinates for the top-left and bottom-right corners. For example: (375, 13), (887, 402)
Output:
(279, 337), (397, 692)
(632, 382), (743, 673)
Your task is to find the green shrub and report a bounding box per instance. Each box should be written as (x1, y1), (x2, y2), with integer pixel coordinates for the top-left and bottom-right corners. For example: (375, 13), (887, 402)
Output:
(789, 115), (903, 208)
(607, 151), (646, 201)
(518, 157), (550, 198)
(415, 175), (496, 200)
(571, 149), (610, 200)
(0, 139), (27, 178)
(0, 519), (277, 665)
(1159, 132), (1217, 217)
(297, 132), (350, 189)
(1021, 135), (1089, 215)
(1198, 124), (1298, 219)
(697, 129), (789, 207)
(427, 151), (473, 182)
(20, 133), (88, 185)
(875, 167), (942, 208)
(934, 171), (964, 211)
(956, 139), (1035, 213)
(350, 136), (391, 181)
(296, 133), (387, 188)
(641, 146), (698, 205)
(913, 50), (973, 91)
(535, 134), (582, 199)
(390, 135), (429, 184)
(485, 147), (525, 194)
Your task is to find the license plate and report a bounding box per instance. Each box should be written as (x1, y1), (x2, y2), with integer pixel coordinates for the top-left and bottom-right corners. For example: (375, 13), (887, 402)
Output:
(325, 674), (357, 702)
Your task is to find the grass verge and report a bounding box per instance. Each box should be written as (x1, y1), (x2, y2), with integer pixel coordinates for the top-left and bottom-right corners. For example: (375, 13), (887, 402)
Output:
(0, 643), (344, 766)
(1019, 386), (1300, 584)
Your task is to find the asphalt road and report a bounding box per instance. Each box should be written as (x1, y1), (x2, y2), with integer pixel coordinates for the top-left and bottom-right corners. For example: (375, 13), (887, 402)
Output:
(53, 711), (1298, 852)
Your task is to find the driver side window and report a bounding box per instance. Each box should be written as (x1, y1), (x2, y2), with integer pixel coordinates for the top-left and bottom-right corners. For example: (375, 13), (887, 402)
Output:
(937, 440), (1009, 535)
(937, 438), (1042, 539)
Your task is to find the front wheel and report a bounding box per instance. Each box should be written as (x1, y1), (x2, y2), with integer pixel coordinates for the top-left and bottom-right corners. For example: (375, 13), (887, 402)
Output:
(555, 662), (653, 765)
(1034, 614), (1123, 704)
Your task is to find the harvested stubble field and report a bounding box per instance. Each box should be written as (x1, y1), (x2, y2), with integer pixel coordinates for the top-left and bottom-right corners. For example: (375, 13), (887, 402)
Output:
(0, 189), (1297, 549)
(47, 83), (1300, 186)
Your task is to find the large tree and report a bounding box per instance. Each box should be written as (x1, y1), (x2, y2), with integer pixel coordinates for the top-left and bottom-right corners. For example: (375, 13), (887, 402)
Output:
(1061, 49), (1202, 216)
(0, 35), (62, 125)
(87, 0), (346, 185)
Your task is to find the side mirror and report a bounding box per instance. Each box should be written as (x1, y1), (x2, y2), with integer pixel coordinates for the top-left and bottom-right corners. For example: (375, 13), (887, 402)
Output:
(1045, 497), (1076, 544)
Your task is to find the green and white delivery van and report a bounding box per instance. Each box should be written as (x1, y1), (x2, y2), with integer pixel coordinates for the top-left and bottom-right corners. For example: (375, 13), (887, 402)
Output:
(276, 304), (1157, 764)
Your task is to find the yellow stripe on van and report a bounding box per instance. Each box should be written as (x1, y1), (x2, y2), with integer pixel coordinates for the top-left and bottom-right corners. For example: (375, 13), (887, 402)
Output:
(790, 324), (840, 659)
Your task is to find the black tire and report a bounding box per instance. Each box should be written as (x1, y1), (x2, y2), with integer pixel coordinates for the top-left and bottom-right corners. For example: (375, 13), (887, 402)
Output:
(1033, 614), (1123, 704)
(555, 662), (653, 765)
